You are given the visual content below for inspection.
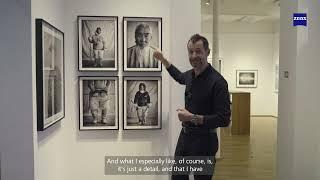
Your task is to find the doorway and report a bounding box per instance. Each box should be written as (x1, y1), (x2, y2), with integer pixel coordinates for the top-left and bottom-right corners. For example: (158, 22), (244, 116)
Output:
(201, 0), (279, 179)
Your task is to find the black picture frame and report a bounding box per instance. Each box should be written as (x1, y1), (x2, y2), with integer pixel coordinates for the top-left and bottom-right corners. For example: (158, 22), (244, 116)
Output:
(78, 16), (118, 71)
(79, 76), (119, 130)
(36, 19), (65, 131)
(236, 70), (258, 88)
(123, 17), (162, 72)
(123, 76), (162, 130)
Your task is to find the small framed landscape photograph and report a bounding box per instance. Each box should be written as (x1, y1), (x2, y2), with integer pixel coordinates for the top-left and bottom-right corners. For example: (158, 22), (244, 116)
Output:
(236, 70), (258, 88)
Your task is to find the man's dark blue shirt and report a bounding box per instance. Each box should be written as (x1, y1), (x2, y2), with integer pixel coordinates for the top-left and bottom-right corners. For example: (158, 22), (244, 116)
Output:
(167, 63), (231, 129)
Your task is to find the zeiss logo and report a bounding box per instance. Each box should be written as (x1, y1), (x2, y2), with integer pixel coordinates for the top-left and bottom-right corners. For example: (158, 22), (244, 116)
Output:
(293, 13), (307, 26)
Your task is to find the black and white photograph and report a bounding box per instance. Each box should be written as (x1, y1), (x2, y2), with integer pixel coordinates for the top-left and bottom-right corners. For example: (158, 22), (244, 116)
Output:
(78, 16), (118, 71)
(36, 19), (65, 131)
(236, 70), (258, 88)
(123, 17), (162, 72)
(79, 77), (119, 130)
(123, 76), (161, 130)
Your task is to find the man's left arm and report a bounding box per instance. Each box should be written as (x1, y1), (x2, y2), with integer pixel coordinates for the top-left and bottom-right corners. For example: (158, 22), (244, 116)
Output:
(196, 79), (231, 128)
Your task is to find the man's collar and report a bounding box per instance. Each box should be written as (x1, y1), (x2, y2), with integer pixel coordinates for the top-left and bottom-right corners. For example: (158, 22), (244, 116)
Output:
(192, 63), (212, 79)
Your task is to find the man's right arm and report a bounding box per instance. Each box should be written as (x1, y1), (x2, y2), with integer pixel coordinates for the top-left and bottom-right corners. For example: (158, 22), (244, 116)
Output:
(153, 51), (186, 85)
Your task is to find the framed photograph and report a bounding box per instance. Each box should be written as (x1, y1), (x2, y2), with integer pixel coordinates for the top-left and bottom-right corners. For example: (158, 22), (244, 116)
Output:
(123, 76), (162, 130)
(78, 16), (118, 71)
(123, 17), (162, 72)
(236, 70), (258, 88)
(79, 76), (119, 130)
(36, 19), (65, 131)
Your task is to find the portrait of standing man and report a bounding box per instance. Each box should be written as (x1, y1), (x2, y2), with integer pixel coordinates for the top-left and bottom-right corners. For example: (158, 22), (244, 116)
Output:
(78, 16), (118, 71)
(123, 17), (162, 72)
(87, 27), (106, 67)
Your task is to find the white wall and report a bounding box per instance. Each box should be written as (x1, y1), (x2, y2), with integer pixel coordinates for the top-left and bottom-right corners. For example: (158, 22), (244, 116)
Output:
(32, 0), (172, 179)
(62, 0), (201, 179)
(272, 32), (279, 115)
(0, 0), (34, 180)
(277, 1), (298, 178)
(31, 0), (68, 180)
(62, 0), (182, 180)
(1, 0), (201, 180)
(220, 33), (278, 116)
(277, 0), (320, 179)
(202, 20), (279, 116)
(169, 0), (201, 155)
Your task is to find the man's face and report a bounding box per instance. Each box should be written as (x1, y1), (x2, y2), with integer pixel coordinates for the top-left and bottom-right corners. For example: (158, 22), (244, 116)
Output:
(135, 27), (152, 48)
(187, 40), (209, 68)
(139, 84), (146, 91)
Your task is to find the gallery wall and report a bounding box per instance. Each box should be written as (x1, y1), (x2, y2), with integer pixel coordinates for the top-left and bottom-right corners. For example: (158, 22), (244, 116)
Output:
(31, 0), (68, 180)
(4, 1), (320, 180)
(64, 0), (170, 179)
(278, 0), (320, 179)
(220, 33), (278, 116)
(272, 32), (279, 115)
(168, 0), (201, 155)
(31, 0), (201, 180)
(203, 21), (279, 117)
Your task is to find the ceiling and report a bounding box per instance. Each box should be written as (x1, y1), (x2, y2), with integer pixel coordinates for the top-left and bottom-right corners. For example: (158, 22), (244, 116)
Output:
(201, 0), (280, 24)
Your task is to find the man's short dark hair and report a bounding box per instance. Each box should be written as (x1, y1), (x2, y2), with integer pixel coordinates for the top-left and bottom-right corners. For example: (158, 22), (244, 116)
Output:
(139, 83), (146, 90)
(188, 34), (209, 51)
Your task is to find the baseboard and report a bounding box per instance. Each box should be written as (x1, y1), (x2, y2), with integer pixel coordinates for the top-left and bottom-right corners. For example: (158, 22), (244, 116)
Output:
(251, 115), (278, 118)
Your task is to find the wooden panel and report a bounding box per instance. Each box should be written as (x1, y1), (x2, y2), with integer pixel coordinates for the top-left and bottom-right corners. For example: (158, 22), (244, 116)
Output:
(230, 92), (250, 135)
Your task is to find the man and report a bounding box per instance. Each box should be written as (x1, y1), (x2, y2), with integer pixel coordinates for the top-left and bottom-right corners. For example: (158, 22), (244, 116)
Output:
(133, 83), (152, 125)
(153, 34), (231, 180)
(88, 80), (110, 124)
(127, 23), (158, 68)
(88, 27), (106, 67)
